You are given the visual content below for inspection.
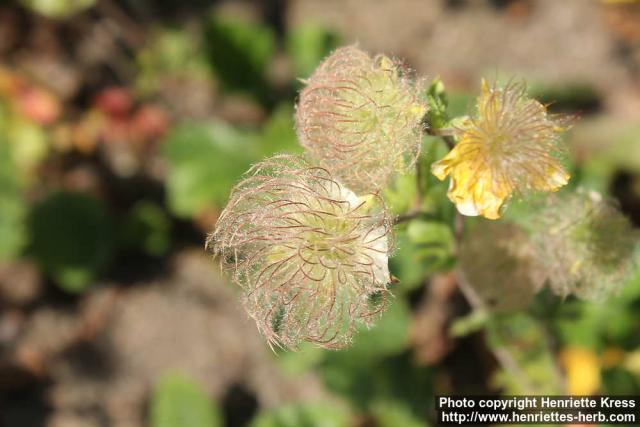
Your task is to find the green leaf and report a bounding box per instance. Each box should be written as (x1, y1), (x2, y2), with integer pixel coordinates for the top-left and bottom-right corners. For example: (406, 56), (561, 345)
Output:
(425, 77), (448, 130)
(136, 29), (210, 95)
(286, 23), (340, 79)
(29, 192), (113, 293)
(273, 341), (324, 376)
(449, 309), (489, 338)
(205, 17), (275, 99)
(0, 141), (27, 259)
(486, 313), (564, 394)
(318, 300), (414, 404)
(151, 373), (222, 427)
(446, 91), (473, 118)
(258, 104), (301, 157)
(389, 231), (431, 292)
(383, 172), (418, 216)
(371, 400), (428, 427)
(163, 122), (255, 217)
(406, 219), (455, 271)
(119, 201), (171, 257)
(320, 350), (433, 415)
(347, 298), (412, 359)
(8, 119), (49, 179)
(418, 136), (454, 219)
(18, 0), (95, 18)
(251, 403), (350, 427)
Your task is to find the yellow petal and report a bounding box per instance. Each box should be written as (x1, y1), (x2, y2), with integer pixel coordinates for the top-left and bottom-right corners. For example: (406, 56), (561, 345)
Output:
(560, 347), (601, 395)
(431, 143), (511, 219)
(430, 79), (571, 219)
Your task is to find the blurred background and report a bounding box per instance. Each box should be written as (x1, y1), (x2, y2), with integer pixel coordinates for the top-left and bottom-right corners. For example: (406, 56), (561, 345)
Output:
(1, 0), (640, 426)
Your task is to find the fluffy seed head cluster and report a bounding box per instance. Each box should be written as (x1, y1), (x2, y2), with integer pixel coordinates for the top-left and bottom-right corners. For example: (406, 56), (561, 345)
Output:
(295, 45), (427, 193)
(530, 190), (638, 300)
(208, 155), (393, 349)
(432, 79), (571, 219)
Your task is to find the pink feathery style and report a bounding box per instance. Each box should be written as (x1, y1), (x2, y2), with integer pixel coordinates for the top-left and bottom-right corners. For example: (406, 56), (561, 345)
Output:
(296, 45), (427, 193)
(208, 155), (393, 349)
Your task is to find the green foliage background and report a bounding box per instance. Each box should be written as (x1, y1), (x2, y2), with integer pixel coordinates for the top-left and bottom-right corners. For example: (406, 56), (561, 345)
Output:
(2, 1), (640, 427)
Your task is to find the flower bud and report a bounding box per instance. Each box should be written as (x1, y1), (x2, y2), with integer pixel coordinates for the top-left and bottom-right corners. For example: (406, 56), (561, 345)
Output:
(208, 155), (392, 348)
(296, 46), (427, 193)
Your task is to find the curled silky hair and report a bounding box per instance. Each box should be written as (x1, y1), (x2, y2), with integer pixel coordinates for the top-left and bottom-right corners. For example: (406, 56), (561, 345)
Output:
(296, 45), (426, 194)
(208, 155), (393, 349)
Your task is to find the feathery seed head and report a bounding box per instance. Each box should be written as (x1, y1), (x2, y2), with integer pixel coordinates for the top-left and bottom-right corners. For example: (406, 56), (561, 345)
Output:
(459, 222), (545, 312)
(530, 190), (638, 300)
(432, 79), (572, 219)
(208, 155), (393, 349)
(295, 45), (427, 193)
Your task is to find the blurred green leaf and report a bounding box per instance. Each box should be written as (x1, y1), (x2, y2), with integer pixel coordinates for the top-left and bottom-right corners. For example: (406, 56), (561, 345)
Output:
(602, 366), (640, 395)
(371, 400), (428, 427)
(258, 104), (301, 157)
(383, 172), (418, 216)
(8, 119), (49, 179)
(205, 17), (275, 99)
(120, 201), (171, 257)
(151, 373), (222, 427)
(163, 122), (255, 217)
(529, 81), (600, 113)
(486, 313), (564, 394)
(29, 192), (113, 293)
(274, 341), (325, 376)
(320, 300), (412, 374)
(406, 219), (455, 271)
(449, 309), (489, 338)
(251, 403), (350, 427)
(425, 77), (448, 130)
(552, 285), (640, 351)
(0, 141), (27, 260)
(389, 230), (431, 292)
(419, 136), (454, 219)
(18, 0), (94, 18)
(349, 297), (412, 359)
(317, 299), (433, 418)
(320, 349), (433, 417)
(286, 23), (340, 79)
(136, 29), (210, 95)
(446, 91), (473, 118)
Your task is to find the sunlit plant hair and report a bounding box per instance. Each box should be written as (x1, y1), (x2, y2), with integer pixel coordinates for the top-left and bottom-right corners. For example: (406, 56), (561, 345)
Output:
(529, 190), (638, 300)
(295, 45), (427, 194)
(432, 79), (572, 219)
(208, 155), (393, 349)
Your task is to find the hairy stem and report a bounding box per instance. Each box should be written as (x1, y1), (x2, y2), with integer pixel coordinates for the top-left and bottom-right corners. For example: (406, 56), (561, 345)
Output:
(425, 126), (538, 393)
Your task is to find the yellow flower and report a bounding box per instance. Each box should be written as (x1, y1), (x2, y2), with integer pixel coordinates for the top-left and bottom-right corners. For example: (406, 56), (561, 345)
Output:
(559, 347), (601, 395)
(432, 80), (571, 219)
